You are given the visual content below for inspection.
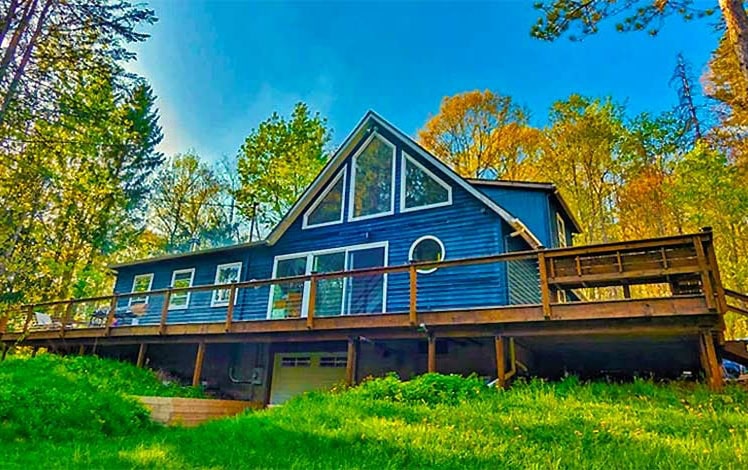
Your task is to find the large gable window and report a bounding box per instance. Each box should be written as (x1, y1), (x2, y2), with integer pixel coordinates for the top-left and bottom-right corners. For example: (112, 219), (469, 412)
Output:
(211, 262), (242, 307)
(401, 153), (451, 212)
(349, 134), (395, 221)
(303, 171), (345, 229)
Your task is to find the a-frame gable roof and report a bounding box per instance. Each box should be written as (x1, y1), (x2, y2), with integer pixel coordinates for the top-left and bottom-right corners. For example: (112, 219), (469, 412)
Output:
(267, 110), (543, 248)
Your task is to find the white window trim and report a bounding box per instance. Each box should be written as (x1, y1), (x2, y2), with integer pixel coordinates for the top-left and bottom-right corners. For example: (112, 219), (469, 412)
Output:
(302, 169), (346, 229)
(409, 235), (446, 274)
(129, 273), (154, 306)
(556, 213), (568, 248)
(169, 268), (195, 310)
(267, 241), (389, 319)
(347, 132), (396, 222)
(399, 152), (452, 213)
(211, 262), (243, 307)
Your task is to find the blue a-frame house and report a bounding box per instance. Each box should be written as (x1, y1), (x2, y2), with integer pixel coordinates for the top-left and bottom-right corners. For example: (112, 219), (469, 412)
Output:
(112, 111), (580, 326)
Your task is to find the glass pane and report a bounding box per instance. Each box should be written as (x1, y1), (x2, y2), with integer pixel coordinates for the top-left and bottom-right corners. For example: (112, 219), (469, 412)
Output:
(346, 247), (385, 314)
(313, 252), (345, 317)
(405, 158), (449, 209)
(170, 271), (193, 308)
(213, 264), (241, 305)
(131, 274), (152, 305)
(353, 136), (393, 218)
(307, 174), (344, 226)
(270, 257), (307, 319)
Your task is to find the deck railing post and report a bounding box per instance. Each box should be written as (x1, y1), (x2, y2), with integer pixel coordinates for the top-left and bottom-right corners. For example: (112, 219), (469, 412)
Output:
(409, 263), (418, 326)
(23, 306), (33, 334)
(0, 313), (8, 335)
(537, 252), (552, 319)
(159, 289), (172, 335)
(104, 295), (118, 336)
(60, 300), (74, 338)
(693, 236), (716, 310)
(307, 275), (317, 329)
(225, 284), (237, 332)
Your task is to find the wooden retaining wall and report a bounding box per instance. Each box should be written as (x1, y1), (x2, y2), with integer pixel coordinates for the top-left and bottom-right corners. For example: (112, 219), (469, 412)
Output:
(135, 396), (263, 427)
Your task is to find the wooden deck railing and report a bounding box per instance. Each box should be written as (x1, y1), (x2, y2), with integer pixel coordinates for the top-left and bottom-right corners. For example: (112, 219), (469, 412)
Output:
(0, 230), (727, 339)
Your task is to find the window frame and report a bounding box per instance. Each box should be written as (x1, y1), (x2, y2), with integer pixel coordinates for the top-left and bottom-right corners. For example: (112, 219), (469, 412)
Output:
(556, 213), (568, 248)
(409, 235), (446, 274)
(399, 152), (452, 213)
(267, 241), (389, 319)
(211, 262), (243, 307)
(129, 273), (154, 306)
(168, 268), (195, 311)
(302, 169), (346, 229)
(347, 132), (397, 222)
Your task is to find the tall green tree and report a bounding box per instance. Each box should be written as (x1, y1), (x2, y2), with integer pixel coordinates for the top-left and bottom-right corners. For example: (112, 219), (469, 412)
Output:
(149, 152), (235, 253)
(235, 102), (331, 229)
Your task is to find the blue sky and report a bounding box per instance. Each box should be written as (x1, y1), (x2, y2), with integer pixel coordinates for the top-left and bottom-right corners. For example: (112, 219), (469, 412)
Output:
(130, 1), (721, 161)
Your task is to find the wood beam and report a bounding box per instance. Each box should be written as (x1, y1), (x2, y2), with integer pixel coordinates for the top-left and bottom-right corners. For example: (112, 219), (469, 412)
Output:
(137, 343), (148, 368)
(346, 338), (357, 386)
(192, 342), (206, 387)
(693, 237), (716, 310)
(700, 331), (723, 391)
(427, 335), (436, 373)
(538, 252), (552, 319)
(495, 336), (505, 388)
(409, 264), (418, 326)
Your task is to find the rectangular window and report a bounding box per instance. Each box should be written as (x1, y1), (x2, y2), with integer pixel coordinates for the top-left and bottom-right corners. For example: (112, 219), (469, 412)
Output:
(319, 356), (347, 368)
(169, 268), (195, 310)
(211, 262), (242, 307)
(129, 273), (154, 306)
(269, 256), (308, 319)
(556, 214), (568, 248)
(281, 356), (311, 367)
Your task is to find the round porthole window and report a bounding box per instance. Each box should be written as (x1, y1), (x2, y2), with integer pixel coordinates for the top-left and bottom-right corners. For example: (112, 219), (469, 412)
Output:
(409, 236), (445, 274)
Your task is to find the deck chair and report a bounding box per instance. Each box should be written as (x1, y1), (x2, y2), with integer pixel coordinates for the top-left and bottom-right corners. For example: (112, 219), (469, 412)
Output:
(32, 312), (61, 330)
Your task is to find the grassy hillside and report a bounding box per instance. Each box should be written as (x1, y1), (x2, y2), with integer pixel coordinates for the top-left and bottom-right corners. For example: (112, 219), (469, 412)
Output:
(2, 356), (748, 469)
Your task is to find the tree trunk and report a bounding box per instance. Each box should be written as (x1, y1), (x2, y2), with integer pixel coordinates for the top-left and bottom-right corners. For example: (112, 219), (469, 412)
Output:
(719, 0), (748, 94)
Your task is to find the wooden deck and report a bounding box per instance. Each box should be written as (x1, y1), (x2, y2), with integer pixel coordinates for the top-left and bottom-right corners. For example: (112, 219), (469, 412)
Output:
(0, 229), (733, 388)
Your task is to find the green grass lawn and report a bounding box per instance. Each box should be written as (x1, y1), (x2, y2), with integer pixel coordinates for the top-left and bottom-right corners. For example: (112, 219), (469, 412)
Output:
(2, 355), (748, 469)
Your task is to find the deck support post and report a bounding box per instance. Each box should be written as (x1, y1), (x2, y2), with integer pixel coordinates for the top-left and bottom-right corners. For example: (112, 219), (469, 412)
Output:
(495, 336), (506, 388)
(427, 335), (436, 373)
(346, 338), (357, 386)
(31, 347), (38, 358)
(192, 342), (206, 387)
(1, 343), (8, 361)
(78, 344), (85, 355)
(699, 331), (723, 391)
(136, 343), (148, 368)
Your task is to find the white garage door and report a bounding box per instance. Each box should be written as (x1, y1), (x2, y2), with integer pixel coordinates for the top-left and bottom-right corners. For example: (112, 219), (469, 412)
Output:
(270, 352), (347, 405)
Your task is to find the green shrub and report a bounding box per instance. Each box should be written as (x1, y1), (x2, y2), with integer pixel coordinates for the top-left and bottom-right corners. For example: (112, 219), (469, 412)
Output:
(0, 354), (202, 441)
(354, 372), (490, 405)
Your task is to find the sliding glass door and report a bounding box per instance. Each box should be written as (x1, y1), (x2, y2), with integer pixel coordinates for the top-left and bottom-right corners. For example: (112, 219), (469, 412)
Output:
(268, 243), (387, 319)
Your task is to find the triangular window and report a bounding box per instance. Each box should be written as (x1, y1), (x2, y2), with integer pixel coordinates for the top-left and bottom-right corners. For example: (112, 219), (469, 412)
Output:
(303, 171), (344, 228)
(349, 134), (395, 220)
(401, 153), (451, 212)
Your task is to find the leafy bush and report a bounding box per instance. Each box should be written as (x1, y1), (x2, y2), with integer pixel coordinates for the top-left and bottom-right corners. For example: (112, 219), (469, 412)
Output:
(353, 372), (490, 405)
(0, 354), (202, 441)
